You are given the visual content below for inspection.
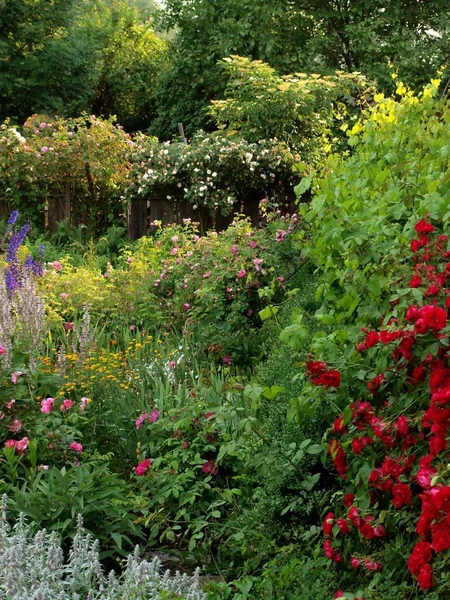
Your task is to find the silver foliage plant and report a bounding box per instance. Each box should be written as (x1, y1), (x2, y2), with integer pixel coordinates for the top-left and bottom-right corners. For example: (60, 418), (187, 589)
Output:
(0, 269), (46, 370)
(0, 496), (206, 600)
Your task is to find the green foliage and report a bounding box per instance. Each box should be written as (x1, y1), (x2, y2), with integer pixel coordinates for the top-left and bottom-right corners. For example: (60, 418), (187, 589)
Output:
(209, 56), (372, 166)
(0, 0), (167, 128)
(303, 80), (450, 355)
(152, 0), (449, 138)
(0, 114), (131, 232)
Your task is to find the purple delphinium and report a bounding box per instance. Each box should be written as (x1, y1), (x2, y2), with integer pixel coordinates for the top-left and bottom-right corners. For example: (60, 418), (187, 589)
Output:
(7, 210), (19, 226)
(3, 213), (42, 293)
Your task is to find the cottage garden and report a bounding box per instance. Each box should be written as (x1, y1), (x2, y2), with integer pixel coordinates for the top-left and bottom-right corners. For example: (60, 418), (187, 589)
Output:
(1, 3), (450, 599)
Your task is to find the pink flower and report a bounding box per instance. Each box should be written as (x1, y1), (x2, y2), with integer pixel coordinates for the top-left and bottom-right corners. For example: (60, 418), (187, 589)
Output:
(39, 122), (47, 129)
(136, 413), (149, 429)
(127, 257), (133, 264)
(171, 235), (179, 243)
(149, 410), (159, 423)
(276, 230), (287, 242)
(183, 303), (190, 310)
(237, 269), (246, 278)
(60, 399), (74, 412)
(41, 398), (55, 414)
(11, 371), (22, 384)
(203, 272), (211, 278)
(41, 146), (48, 153)
(8, 419), (22, 433)
(169, 360), (176, 368)
(194, 235), (200, 242)
(170, 247), (178, 255)
(231, 245), (238, 254)
(64, 322), (74, 331)
(53, 261), (62, 271)
(135, 458), (152, 476)
(16, 437), (29, 453)
(60, 293), (68, 300)
(5, 440), (16, 449)
(201, 460), (218, 475)
(0, 345), (5, 356)
(69, 442), (83, 453)
(130, 325), (136, 331)
(80, 397), (89, 411)
(6, 399), (15, 409)
(222, 355), (233, 365)
(250, 241), (258, 248)
(253, 258), (264, 272)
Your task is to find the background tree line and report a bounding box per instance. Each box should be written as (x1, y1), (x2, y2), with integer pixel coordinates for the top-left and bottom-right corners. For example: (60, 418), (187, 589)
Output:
(1, 0), (449, 136)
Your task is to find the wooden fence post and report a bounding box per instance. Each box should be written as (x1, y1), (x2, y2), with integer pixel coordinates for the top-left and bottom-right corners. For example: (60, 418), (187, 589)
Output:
(46, 182), (72, 233)
(242, 191), (261, 228)
(128, 198), (148, 240)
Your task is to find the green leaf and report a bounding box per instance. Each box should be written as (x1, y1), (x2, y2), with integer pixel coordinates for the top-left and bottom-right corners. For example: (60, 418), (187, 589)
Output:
(306, 444), (324, 455)
(259, 305), (279, 321)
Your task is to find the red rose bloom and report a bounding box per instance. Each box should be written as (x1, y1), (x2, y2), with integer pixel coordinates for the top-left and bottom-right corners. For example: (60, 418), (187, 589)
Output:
(419, 305), (447, 330)
(306, 361), (326, 375)
(431, 520), (450, 553)
(319, 370), (341, 388)
(392, 482), (412, 509)
(344, 493), (355, 507)
(409, 275), (422, 288)
(365, 331), (380, 348)
(328, 439), (347, 479)
(407, 540), (432, 576)
(337, 517), (351, 534)
(322, 512), (335, 536)
(417, 564), (434, 590)
(415, 219), (435, 234)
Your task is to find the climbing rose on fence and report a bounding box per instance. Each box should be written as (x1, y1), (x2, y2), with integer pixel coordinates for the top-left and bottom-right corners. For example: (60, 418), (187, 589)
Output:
(308, 219), (450, 597)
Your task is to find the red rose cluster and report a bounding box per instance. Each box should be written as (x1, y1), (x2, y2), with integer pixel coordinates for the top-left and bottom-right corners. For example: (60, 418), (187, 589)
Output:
(306, 361), (341, 387)
(313, 220), (450, 595)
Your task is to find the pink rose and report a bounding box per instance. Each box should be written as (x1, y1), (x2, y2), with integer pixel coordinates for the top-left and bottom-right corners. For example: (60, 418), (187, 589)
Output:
(69, 442), (83, 453)
(41, 397), (55, 414)
(16, 437), (29, 453)
(8, 419), (22, 433)
(135, 458), (152, 476)
(60, 399), (74, 412)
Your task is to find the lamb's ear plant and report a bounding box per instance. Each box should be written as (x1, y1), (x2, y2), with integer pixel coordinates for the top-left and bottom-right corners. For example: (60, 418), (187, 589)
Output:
(0, 494), (206, 600)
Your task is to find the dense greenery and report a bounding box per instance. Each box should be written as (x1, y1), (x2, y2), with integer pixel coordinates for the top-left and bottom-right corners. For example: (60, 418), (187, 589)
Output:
(1, 2), (450, 598)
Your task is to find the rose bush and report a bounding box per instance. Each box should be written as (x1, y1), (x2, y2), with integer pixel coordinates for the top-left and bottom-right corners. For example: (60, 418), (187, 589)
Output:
(309, 220), (450, 599)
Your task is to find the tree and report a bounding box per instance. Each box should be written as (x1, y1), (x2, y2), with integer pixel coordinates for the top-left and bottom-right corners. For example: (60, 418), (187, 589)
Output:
(150, 0), (450, 138)
(0, 0), (167, 129)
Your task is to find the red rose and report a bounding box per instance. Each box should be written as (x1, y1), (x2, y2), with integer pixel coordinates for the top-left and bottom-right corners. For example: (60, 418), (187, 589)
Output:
(344, 493), (355, 507)
(322, 512), (335, 536)
(365, 331), (380, 348)
(328, 440), (347, 479)
(392, 483), (412, 509)
(415, 219), (435, 234)
(419, 305), (447, 330)
(319, 370), (341, 388)
(431, 520), (450, 553)
(409, 275), (422, 288)
(405, 306), (419, 321)
(337, 517), (351, 534)
(352, 436), (373, 454)
(417, 564), (434, 590)
(407, 540), (432, 575)
(306, 361), (326, 375)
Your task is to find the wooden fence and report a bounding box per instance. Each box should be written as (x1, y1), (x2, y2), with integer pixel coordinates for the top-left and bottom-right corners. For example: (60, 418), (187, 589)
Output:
(127, 189), (297, 239)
